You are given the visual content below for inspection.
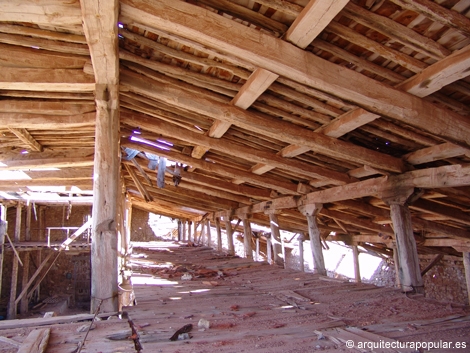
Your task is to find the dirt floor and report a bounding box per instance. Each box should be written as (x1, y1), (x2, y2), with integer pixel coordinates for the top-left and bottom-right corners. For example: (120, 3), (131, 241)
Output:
(0, 241), (469, 352)
(125, 241), (470, 353)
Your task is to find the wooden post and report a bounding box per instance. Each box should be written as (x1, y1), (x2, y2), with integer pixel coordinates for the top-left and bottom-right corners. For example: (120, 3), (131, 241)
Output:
(255, 236), (259, 262)
(298, 233), (305, 272)
(15, 202), (22, 242)
(224, 217), (235, 255)
(20, 252), (30, 313)
(268, 212), (283, 266)
(198, 220), (206, 244)
(241, 216), (253, 259)
(25, 202), (32, 242)
(193, 221), (197, 242)
(8, 202), (22, 319)
(188, 221), (192, 242)
(352, 245), (361, 283)
(280, 235), (286, 269)
(391, 243), (401, 288)
(215, 217), (222, 252)
(383, 188), (424, 293)
(463, 252), (470, 305)
(177, 220), (182, 241)
(206, 220), (212, 247)
(266, 233), (273, 265)
(0, 210), (6, 299)
(182, 220), (186, 241)
(299, 203), (326, 276)
(91, 84), (120, 314)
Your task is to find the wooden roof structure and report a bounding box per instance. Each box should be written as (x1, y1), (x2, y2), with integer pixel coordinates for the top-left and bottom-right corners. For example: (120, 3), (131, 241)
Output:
(1, 0), (470, 274)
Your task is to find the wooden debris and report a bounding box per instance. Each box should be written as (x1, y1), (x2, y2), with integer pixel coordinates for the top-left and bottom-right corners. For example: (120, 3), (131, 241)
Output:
(17, 328), (50, 353)
(169, 323), (193, 341)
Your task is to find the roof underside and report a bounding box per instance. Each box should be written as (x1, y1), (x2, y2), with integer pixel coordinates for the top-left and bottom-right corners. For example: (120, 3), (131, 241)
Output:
(1, 0), (470, 256)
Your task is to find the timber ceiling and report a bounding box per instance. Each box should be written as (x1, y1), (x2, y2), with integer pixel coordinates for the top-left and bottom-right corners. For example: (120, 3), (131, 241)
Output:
(1, 0), (470, 256)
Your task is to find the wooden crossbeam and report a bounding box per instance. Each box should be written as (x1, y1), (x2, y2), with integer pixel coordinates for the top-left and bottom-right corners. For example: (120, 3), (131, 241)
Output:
(284, 0), (349, 49)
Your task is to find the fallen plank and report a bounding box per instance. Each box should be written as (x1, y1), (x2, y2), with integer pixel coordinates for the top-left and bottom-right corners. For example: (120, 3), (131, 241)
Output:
(17, 328), (50, 353)
(0, 312), (118, 330)
(363, 314), (464, 333)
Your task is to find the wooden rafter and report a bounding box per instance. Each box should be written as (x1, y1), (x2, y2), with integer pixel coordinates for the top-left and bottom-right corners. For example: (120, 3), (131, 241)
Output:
(8, 128), (43, 152)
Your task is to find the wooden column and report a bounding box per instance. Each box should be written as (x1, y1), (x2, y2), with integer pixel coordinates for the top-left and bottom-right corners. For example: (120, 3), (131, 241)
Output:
(224, 217), (235, 255)
(255, 236), (260, 262)
(0, 208), (6, 299)
(352, 245), (361, 283)
(268, 212), (283, 266)
(193, 221), (197, 243)
(265, 233), (273, 265)
(177, 220), (183, 241)
(463, 252), (470, 305)
(188, 221), (192, 242)
(25, 202), (32, 242)
(206, 220), (212, 247)
(241, 216), (253, 259)
(20, 253), (30, 313)
(14, 202), (21, 242)
(182, 220), (187, 242)
(215, 217), (222, 252)
(299, 203), (326, 276)
(198, 220), (206, 244)
(391, 243), (401, 288)
(383, 188), (424, 293)
(8, 202), (22, 319)
(298, 233), (305, 272)
(91, 84), (120, 314)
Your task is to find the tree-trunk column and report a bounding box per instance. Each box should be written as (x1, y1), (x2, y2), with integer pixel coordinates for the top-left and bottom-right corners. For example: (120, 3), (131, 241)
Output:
(91, 84), (120, 314)
(383, 188), (423, 293)
(298, 233), (305, 272)
(299, 203), (326, 276)
(463, 252), (470, 305)
(215, 217), (222, 252)
(268, 212), (283, 266)
(241, 216), (253, 260)
(224, 217), (235, 255)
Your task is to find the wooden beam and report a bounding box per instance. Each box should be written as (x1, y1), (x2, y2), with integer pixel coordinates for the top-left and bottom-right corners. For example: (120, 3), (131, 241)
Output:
(284, 0), (349, 49)
(404, 142), (470, 165)
(192, 68), (278, 159)
(396, 45), (470, 97)
(120, 0), (470, 147)
(0, 112), (95, 129)
(0, 68), (95, 92)
(343, 2), (450, 60)
(122, 111), (353, 185)
(388, 0), (470, 37)
(121, 70), (406, 173)
(0, 100), (95, 115)
(8, 128), (43, 152)
(123, 164), (153, 202)
(0, 0), (82, 27)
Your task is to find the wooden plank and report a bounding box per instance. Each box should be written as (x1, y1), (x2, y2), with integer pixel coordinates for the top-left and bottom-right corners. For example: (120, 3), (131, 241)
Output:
(0, 112), (95, 129)
(284, 0), (349, 49)
(0, 312), (118, 330)
(119, 0), (470, 147)
(17, 328), (50, 353)
(0, 100), (95, 115)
